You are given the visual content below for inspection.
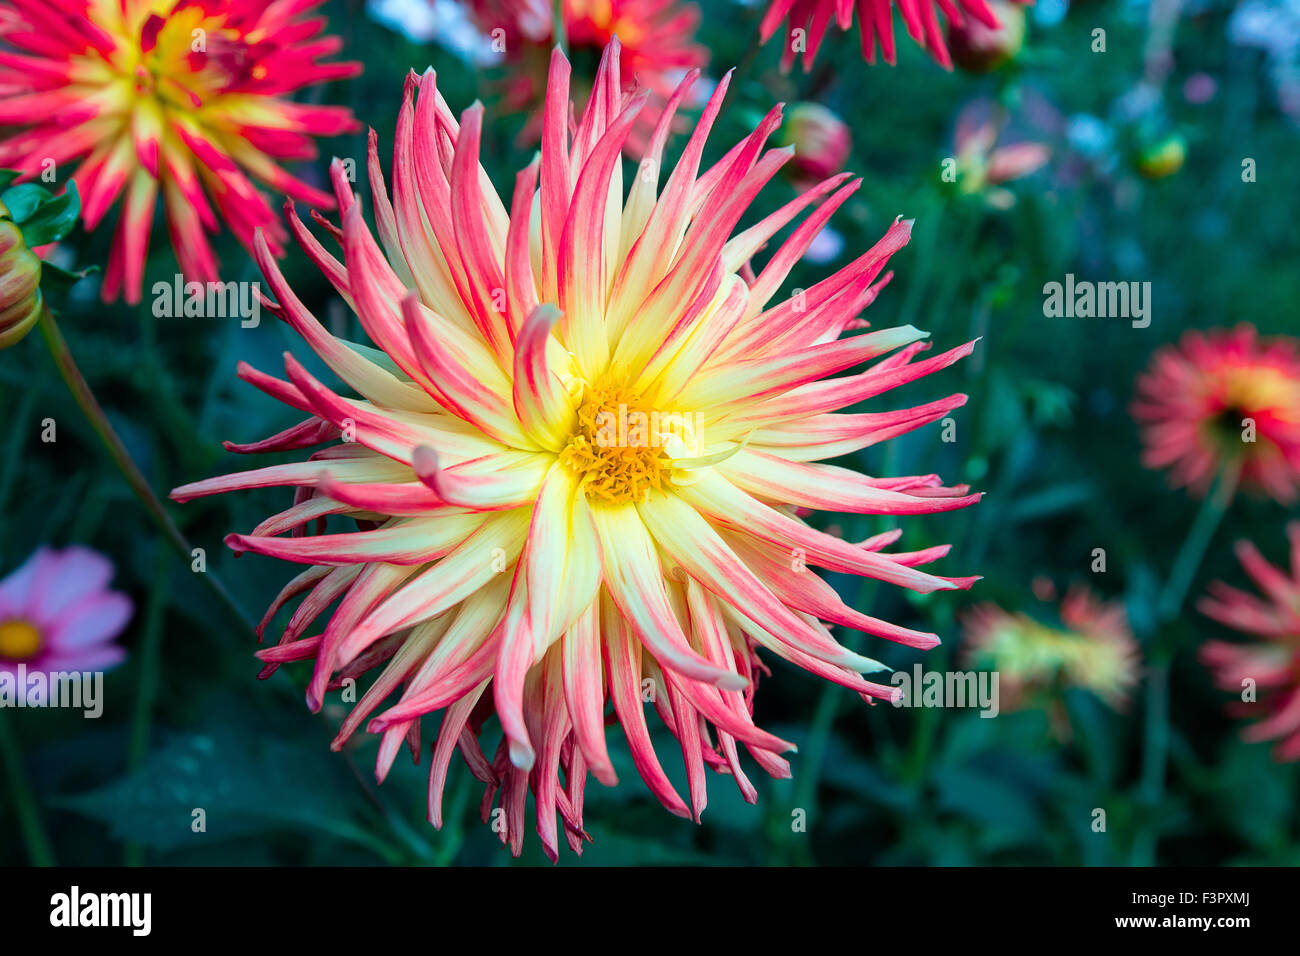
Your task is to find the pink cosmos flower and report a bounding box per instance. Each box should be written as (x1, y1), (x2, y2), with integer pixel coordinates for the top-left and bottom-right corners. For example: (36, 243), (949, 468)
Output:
(1132, 326), (1300, 504)
(1199, 524), (1300, 761)
(466, 0), (706, 154)
(173, 41), (981, 860)
(0, 547), (132, 680)
(0, 0), (359, 304)
(759, 0), (1031, 72)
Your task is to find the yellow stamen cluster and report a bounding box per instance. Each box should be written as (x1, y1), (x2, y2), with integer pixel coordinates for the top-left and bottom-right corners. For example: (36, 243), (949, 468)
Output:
(560, 382), (672, 505)
(1206, 366), (1300, 450)
(0, 618), (42, 661)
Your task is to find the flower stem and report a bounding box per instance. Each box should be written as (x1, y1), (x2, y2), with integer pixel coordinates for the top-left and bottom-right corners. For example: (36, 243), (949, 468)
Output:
(0, 708), (56, 866)
(1132, 464), (1237, 865)
(552, 0), (567, 54)
(124, 544), (172, 866)
(1155, 464), (1239, 623)
(36, 305), (253, 634)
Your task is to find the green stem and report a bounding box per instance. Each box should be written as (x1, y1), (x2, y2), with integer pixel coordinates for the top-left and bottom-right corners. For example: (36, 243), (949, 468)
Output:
(36, 305), (253, 634)
(552, 0), (567, 54)
(0, 709), (56, 866)
(1132, 464), (1237, 865)
(124, 545), (172, 866)
(0, 386), (38, 542)
(1155, 464), (1238, 622)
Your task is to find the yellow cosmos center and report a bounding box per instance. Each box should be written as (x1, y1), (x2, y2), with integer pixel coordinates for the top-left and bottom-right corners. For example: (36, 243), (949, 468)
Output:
(0, 619), (42, 662)
(560, 383), (673, 505)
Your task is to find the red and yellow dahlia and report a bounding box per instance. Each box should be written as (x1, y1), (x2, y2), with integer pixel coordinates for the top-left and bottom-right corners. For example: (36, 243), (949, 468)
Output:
(1199, 525), (1300, 762)
(173, 41), (980, 859)
(0, 0), (359, 303)
(759, 0), (1030, 71)
(1133, 326), (1300, 504)
(466, 0), (706, 152)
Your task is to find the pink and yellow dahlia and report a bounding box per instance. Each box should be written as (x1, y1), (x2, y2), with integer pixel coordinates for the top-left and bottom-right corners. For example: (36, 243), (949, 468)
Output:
(963, 583), (1139, 714)
(466, 0), (706, 153)
(1199, 525), (1300, 762)
(0, 546), (132, 681)
(0, 0), (359, 304)
(173, 41), (980, 859)
(1133, 326), (1300, 504)
(759, 0), (1031, 72)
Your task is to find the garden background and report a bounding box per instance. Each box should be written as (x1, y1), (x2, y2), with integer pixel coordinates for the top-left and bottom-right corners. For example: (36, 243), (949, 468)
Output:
(1, 0), (1298, 866)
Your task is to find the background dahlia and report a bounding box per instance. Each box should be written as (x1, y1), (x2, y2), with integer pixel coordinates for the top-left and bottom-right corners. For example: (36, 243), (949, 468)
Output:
(1132, 325), (1300, 504)
(963, 583), (1140, 716)
(1199, 525), (1300, 762)
(0, 0), (359, 303)
(173, 40), (979, 859)
(465, 0), (706, 153)
(758, 0), (1031, 72)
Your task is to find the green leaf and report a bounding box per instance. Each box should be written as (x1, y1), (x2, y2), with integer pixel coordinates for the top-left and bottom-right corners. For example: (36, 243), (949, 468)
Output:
(19, 181), (81, 246)
(0, 182), (49, 223)
(55, 694), (384, 857)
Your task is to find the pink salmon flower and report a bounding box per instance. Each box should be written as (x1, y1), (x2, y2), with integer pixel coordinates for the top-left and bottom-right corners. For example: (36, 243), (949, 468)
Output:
(1133, 326), (1300, 504)
(173, 41), (981, 860)
(759, 0), (1032, 72)
(0, 0), (360, 304)
(1199, 525), (1300, 762)
(0, 546), (132, 684)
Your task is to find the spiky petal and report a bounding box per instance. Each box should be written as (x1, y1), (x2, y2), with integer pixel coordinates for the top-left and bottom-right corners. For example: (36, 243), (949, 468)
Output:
(1199, 524), (1300, 762)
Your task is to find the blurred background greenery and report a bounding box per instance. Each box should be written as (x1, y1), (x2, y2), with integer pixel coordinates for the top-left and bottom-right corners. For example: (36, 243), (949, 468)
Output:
(1, 0), (1298, 866)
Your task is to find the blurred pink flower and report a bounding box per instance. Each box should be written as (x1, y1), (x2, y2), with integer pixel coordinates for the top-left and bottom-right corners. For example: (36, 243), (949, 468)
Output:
(467, 0), (707, 155)
(1133, 326), (1300, 503)
(946, 0), (1026, 73)
(0, 547), (132, 677)
(760, 0), (1031, 72)
(1199, 525), (1300, 762)
(781, 102), (852, 186)
(963, 584), (1139, 716)
(952, 99), (1050, 207)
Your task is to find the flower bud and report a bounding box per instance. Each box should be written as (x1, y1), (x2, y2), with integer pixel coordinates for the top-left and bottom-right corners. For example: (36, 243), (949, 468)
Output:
(1135, 132), (1187, 180)
(781, 103), (852, 185)
(948, 0), (1027, 74)
(0, 200), (43, 350)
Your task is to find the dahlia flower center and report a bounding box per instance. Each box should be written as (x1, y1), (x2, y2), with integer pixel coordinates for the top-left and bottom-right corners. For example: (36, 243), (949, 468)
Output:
(0, 618), (41, 662)
(559, 382), (681, 505)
